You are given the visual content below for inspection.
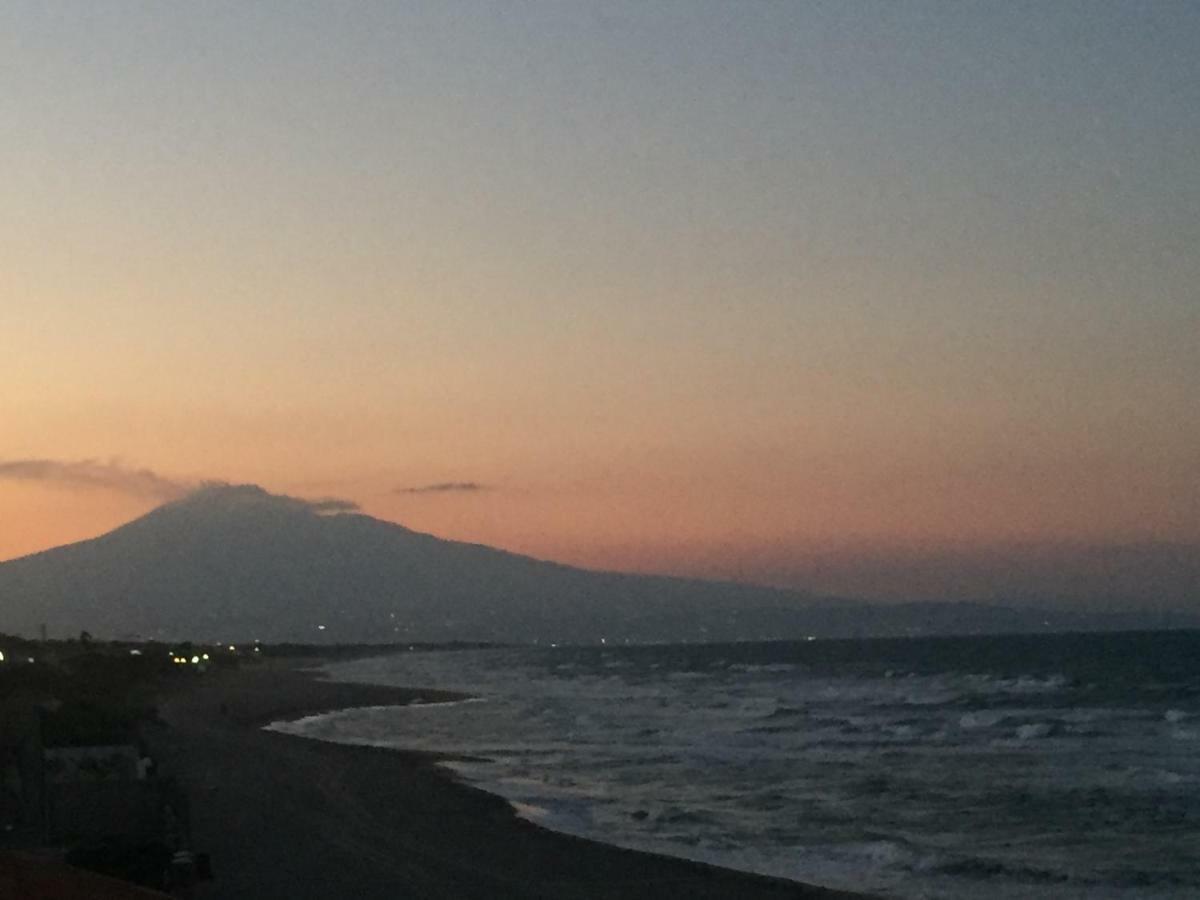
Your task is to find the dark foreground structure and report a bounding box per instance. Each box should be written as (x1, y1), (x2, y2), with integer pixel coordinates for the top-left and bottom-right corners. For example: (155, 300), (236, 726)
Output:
(0, 851), (173, 899)
(0, 638), (209, 895)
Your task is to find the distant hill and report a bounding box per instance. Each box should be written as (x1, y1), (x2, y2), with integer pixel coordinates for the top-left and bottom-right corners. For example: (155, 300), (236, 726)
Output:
(775, 541), (1200, 612)
(0, 485), (1195, 643)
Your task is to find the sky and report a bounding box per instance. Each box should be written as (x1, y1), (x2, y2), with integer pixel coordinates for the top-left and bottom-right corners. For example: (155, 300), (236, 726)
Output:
(2, 2), (1197, 598)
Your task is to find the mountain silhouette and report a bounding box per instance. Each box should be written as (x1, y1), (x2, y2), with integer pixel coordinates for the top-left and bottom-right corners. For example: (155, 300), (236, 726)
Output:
(0, 485), (822, 643)
(1, 485), (1195, 643)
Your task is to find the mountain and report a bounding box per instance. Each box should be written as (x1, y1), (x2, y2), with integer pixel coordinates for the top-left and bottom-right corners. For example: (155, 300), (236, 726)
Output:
(769, 541), (1200, 612)
(0, 485), (1195, 643)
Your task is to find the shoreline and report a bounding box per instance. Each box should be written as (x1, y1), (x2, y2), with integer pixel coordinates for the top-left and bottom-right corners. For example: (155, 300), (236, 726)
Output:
(151, 658), (875, 899)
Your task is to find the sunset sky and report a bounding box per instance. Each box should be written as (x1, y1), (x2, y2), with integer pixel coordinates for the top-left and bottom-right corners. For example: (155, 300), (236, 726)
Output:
(3, 2), (1197, 596)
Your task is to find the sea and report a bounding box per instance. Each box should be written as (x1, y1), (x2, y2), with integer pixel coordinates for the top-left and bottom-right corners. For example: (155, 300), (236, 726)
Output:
(270, 631), (1200, 899)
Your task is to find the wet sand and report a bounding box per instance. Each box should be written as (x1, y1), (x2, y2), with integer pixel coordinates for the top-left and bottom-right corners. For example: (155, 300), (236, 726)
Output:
(151, 660), (873, 900)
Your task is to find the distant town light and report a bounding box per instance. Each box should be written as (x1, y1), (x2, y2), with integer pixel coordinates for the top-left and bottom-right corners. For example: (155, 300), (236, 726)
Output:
(0, 650), (5, 662)
(228, 645), (236, 652)
(190, 656), (200, 664)
(130, 649), (142, 656)
(317, 625), (326, 631)
(202, 653), (209, 660)
(27, 657), (35, 664)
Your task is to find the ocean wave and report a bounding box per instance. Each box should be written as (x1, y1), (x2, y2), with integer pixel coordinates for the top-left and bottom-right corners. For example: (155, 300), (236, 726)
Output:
(765, 704), (804, 720)
(933, 855), (1071, 884)
(821, 837), (929, 872)
(967, 674), (1071, 695)
(744, 722), (799, 735)
(665, 670), (710, 682)
(959, 710), (1008, 729)
(1106, 867), (1198, 889)
(727, 663), (797, 674)
(1015, 722), (1059, 740)
(307, 638), (1200, 900)
(653, 806), (717, 827)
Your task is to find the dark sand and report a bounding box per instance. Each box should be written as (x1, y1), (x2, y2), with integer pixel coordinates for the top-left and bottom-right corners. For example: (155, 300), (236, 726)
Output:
(151, 660), (873, 900)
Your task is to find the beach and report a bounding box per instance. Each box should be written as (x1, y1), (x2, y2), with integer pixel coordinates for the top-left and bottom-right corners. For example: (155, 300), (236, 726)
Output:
(150, 659), (871, 900)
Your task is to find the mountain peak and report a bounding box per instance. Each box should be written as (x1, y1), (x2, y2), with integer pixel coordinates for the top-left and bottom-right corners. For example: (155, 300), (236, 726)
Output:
(159, 483), (360, 518)
(170, 482), (271, 507)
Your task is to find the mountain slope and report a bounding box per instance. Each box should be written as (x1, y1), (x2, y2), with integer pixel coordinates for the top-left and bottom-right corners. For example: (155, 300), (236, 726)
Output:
(1, 485), (1195, 643)
(0, 485), (831, 642)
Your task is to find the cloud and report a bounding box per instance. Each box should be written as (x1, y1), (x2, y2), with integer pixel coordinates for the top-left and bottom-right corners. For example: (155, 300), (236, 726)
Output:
(0, 458), (190, 500)
(0, 463), (364, 517)
(303, 497), (360, 514)
(168, 482), (359, 514)
(394, 481), (489, 495)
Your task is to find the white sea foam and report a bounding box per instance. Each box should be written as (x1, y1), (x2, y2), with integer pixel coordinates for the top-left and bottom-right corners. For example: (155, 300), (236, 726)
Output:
(960, 711), (1005, 729)
(1016, 722), (1054, 740)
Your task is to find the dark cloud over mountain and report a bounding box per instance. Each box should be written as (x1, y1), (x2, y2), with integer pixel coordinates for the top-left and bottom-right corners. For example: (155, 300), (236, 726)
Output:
(0, 458), (188, 500)
(304, 497), (360, 514)
(0, 461), (359, 516)
(395, 481), (488, 495)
